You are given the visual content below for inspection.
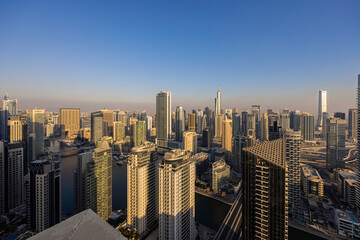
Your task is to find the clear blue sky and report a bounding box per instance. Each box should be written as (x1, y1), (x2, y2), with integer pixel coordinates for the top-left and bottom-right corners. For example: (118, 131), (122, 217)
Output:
(0, 0), (359, 114)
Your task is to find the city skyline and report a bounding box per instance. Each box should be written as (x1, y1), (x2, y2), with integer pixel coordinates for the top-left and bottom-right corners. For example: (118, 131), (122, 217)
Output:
(1, 1), (359, 113)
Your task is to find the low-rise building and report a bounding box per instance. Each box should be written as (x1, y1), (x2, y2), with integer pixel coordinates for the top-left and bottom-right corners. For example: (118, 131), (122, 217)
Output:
(334, 209), (360, 239)
(301, 165), (324, 197)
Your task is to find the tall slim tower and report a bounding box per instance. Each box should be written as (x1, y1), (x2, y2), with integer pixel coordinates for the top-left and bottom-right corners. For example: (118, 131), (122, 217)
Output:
(175, 106), (185, 142)
(159, 149), (196, 240)
(300, 113), (315, 141)
(156, 91), (171, 148)
(326, 118), (346, 169)
(127, 142), (159, 236)
(356, 74), (360, 209)
(261, 113), (269, 141)
(73, 141), (112, 220)
(26, 109), (45, 160)
(317, 90), (327, 130)
(188, 113), (196, 132)
(222, 117), (232, 151)
(28, 160), (61, 232)
(215, 87), (221, 115)
(243, 139), (288, 240)
(348, 108), (357, 141)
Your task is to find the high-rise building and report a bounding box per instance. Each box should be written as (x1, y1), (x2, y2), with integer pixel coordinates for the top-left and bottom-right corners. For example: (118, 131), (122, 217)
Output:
(222, 117), (232, 151)
(8, 116), (22, 143)
(214, 114), (223, 138)
(91, 111), (104, 144)
(212, 160), (230, 193)
(243, 139), (288, 240)
(300, 113), (315, 141)
(159, 149), (196, 240)
(334, 112), (345, 120)
(0, 141), (24, 215)
(2, 93), (17, 116)
(28, 160), (61, 232)
(241, 111), (248, 136)
(73, 140), (112, 220)
(156, 91), (171, 148)
(202, 128), (212, 148)
(26, 109), (45, 160)
(348, 108), (357, 141)
(290, 110), (302, 131)
(232, 113), (241, 136)
(188, 113), (196, 132)
(175, 106), (185, 142)
(317, 90), (327, 130)
(283, 130), (302, 208)
(113, 121), (125, 141)
(326, 118), (346, 169)
(322, 112), (334, 139)
(247, 113), (256, 138)
(280, 112), (290, 130)
(261, 113), (269, 141)
(251, 105), (261, 138)
(134, 121), (146, 146)
(127, 142), (159, 236)
(183, 131), (197, 155)
(356, 74), (360, 210)
(215, 88), (221, 115)
(59, 108), (80, 139)
(196, 110), (203, 134)
(232, 133), (247, 174)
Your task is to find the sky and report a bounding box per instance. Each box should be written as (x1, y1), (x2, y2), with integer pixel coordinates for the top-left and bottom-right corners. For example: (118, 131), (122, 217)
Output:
(0, 0), (359, 115)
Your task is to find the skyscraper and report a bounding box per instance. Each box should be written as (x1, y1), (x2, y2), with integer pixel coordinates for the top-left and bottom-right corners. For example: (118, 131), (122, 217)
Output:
(175, 106), (185, 142)
(280, 111), (290, 130)
(317, 90), (327, 130)
(188, 113), (196, 132)
(232, 112), (241, 136)
(127, 142), (159, 236)
(243, 139), (288, 240)
(8, 116), (22, 143)
(241, 111), (248, 136)
(26, 109), (45, 160)
(251, 105), (261, 138)
(215, 87), (221, 115)
(159, 149), (196, 240)
(183, 131), (198, 155)
(326, 118), (346, 169)
(59, 108), (80, 139)
(348, 108), (357, 141)
(0, 141), (24, 215)
(202, 128), (212, 148)
(214, 114), (223, 138)
(73, 140), (112, 220)
(300, 113), (315, 141)
(134, 121), (146, 146)
(2, 93), (17, 116)
(91, 111), (104, 144)
(283, 130), (301, 208)
(247, 113), (256, 138)
(113, 121), (125, 141)
(28, 159), (61, 232)
(156, 91), (171, 148)
(356, 74), (360, 210)
(222, 117), (232, 151)
(261, 113), (269, 141)
(290, 110), (302, 131)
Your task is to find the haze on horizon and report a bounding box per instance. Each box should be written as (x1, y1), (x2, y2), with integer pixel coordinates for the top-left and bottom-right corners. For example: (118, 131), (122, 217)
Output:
(0, 0), (359, 115)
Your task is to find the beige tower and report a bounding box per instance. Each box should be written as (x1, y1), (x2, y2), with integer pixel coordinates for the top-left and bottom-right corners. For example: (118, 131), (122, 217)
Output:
(261, 113), (269, 141)
(8, 116), (22, 143)
(188, 113), (196, 131)
(60, 108), (80, 139)
(222, 117), (232, 151)
(127, 142), (159, 236)
(183, 131), (197, 155)
(159, 149), (196, 240)
(214, 114), (223, 138)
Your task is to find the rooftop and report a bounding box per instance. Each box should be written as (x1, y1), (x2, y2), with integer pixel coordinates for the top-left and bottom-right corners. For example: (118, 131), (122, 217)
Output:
(28, 209), (126, 240)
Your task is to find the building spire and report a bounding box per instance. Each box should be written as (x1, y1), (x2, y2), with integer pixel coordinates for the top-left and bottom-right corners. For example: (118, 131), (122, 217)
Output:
(4, 92), (9, 100)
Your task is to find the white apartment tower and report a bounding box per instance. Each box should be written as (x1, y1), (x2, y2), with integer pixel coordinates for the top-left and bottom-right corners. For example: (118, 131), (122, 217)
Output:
(215, 88), (221, 115)
(127, 142), (159, 236)
(317, 90), (327, 130)
(159, 149), (196, 240)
